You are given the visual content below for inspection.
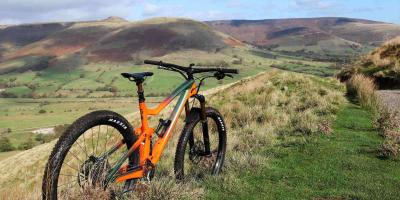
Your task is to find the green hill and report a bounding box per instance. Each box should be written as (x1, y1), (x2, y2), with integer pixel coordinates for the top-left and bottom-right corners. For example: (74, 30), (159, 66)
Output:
(0, 17), (254, 98)
(338, 36), (400, 88)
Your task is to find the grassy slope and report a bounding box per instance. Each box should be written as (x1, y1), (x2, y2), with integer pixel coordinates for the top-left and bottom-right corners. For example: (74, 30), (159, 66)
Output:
(0, 71), (342, 198)
(2, 71), (398, 199)
(337, 36), (400, 88)
(207, 104), (400, 199)
(0, 63), (270, 147)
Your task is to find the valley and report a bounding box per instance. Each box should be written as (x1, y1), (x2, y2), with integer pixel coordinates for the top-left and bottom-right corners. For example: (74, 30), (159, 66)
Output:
(0, 15), (399, 199)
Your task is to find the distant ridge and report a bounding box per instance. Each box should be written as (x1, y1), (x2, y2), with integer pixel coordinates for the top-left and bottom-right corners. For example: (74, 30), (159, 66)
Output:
(207, 17), (400, 53)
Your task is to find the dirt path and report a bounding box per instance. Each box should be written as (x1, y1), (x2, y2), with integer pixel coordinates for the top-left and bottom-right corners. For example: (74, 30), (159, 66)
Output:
(377, 90), (400, 113)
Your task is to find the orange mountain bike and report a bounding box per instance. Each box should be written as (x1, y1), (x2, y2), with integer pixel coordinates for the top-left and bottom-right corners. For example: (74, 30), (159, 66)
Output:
(42, 60), (238, 199)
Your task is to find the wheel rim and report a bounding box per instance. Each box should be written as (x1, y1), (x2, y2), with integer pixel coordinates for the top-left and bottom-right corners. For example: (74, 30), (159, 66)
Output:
(56, 125), (131, 199)
(183, 117), (222, 179)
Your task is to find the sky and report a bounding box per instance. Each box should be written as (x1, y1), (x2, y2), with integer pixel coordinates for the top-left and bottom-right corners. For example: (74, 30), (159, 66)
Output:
(0, 0), (399, 25)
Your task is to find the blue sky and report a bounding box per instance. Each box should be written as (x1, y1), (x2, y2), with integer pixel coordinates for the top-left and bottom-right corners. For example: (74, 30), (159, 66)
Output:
(0, 0), (399, 25)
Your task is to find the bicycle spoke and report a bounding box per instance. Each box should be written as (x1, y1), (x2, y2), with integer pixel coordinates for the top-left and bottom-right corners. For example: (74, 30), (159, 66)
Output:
(81, 130), (89, 158)
(72, 138), (88, 159)
(91, 127), (95, 156)
(68, 150), (83, 164)
(104, 125), (109, 155)
(57, 179), (78, 188)
(59, 173), (76, 177)
(63, 161), (79, 172)
(96, 125), (100, 155)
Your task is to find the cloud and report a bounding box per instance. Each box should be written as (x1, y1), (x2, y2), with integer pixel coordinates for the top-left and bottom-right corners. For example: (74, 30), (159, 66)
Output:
(0, 18), (22, 25)
(142, 3), (161, 17)
(293, 0), (335, 10)
(0, 0), (139, 24)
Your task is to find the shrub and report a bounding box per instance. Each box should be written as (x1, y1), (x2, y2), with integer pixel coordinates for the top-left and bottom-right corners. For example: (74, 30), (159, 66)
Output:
(0, 136), (14, 152)
(380, 130), (400, 158)
(54, 124), (70, 137)
(38, 109), (47, 114)
(375, 107), (400, 158)
(18, 137), (34, 150)
(0, 92), (17, 98)
(346, 74), (379, 111)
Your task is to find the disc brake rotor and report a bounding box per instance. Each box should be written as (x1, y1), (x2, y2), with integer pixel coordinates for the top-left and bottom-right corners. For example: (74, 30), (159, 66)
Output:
(77, 155), (110, 188)
(189, 141), (205, 164)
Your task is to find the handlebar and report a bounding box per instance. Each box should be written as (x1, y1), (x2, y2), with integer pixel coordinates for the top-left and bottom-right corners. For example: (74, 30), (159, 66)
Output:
(143, 60), (239, 75)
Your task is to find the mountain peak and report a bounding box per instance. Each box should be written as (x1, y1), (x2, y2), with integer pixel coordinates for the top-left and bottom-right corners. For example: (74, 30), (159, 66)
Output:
(102, 16), (128, 23)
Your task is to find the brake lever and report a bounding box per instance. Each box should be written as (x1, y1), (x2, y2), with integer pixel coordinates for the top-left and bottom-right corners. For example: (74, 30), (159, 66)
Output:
(158, 66), (171, 71)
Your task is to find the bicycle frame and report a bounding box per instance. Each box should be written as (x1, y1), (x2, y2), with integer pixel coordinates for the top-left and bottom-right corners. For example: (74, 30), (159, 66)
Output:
(104, 78), (198, 183)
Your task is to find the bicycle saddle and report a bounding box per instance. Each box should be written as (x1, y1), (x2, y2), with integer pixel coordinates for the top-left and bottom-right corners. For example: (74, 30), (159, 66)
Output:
(121, 72), (153, 82)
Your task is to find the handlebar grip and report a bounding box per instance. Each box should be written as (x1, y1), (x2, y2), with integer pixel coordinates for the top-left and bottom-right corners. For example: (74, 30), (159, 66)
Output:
(144, 60), (162, 65)
(221, 68), (239, 74)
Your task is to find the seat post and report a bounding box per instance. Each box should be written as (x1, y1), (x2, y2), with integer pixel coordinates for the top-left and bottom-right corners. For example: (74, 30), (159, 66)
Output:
(136, 81), (145, 103)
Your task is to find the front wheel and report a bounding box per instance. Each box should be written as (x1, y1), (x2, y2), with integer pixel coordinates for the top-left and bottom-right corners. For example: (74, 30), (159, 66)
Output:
(42, 110), (139, 200)
(174, 107), (227, 180)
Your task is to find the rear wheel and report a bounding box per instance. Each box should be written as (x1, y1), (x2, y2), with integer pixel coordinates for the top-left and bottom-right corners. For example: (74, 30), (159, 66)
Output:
(174, 107), (227, 180)
(42, 110), (139, 200)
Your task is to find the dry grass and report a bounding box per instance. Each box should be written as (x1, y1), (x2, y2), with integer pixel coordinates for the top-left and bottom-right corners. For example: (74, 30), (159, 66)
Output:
(368, 36), (400, 68)
(375, 106), (400, 158)
(0, 71), (346, 199)
(344, 73), (400, 157)
(346, 74), (379, 110)
(337, 36), (400, 85)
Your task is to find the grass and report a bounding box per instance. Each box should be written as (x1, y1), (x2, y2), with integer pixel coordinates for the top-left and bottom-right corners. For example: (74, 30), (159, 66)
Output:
(0, 97), (145, 148)
(0, 150), (21, 161)
(346, 74), (379, 111)
(0, 45), (336, 98)
(0, 71), (346, 199)
(0, 49), (273, 149)
(346, 73), (400, 159)
(207, 104), (400, 199)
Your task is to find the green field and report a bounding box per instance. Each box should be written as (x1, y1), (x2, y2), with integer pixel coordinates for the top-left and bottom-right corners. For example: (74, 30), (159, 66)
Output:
(0, 98), (139, 147)
(0, 62), (270, 151)
(207, 104), (399, 199)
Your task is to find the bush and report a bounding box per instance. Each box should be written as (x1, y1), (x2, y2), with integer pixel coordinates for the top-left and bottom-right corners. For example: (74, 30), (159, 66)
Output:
(35, 133), (59, 144)
(375, 107), (400, 158)
(346, 74), (379, 111)
(38, 109), (47, 114)
(0, 92), (17, 98)
(54, 124), (70, 137)
(0, 136), (14, 152)
(18, 137), (34, 150)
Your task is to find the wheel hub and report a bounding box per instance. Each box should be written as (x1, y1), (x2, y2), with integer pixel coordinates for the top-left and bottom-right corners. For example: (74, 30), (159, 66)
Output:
(189, 141), (205, 164)
(77, 155), (110, 188)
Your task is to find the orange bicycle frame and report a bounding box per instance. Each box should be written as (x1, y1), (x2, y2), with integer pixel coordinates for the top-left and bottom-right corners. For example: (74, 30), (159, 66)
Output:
(104, 78), (198, 183)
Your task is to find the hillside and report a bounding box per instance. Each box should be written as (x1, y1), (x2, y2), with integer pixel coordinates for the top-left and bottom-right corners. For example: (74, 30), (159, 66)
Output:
(207, 17), (400, 56)
(338, 36), (400, 88)
(0, 17), (237, 74)
(0, 17), (255, 99)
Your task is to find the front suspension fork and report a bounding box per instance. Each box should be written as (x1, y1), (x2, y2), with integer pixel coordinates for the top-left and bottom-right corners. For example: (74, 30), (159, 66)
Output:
(192, 94), (211, 156)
